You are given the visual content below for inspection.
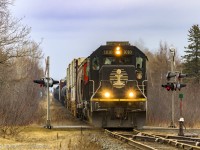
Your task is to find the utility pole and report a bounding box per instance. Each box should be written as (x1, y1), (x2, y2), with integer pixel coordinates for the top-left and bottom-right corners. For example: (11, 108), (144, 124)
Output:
(169, 47), (176, 128)
(46, 56), (51, 129)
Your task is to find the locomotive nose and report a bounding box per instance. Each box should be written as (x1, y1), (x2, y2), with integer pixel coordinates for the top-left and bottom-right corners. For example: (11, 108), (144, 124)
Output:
(100, 65), (135, 83)
(91, 65), (146, 100)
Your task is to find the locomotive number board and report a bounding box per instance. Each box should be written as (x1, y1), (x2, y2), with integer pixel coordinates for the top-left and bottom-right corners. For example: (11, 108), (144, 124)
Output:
(103, 50), (133, 55)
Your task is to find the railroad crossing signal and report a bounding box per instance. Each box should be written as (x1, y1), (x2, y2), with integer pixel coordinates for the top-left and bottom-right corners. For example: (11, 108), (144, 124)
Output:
(162, 72), (187, 91)
(161, 83), (187, 91)
(166, 72), (188, 81)
(33, 56), (59, 129)
(33, 77), (59, 87)
(166, 71), (176, 81)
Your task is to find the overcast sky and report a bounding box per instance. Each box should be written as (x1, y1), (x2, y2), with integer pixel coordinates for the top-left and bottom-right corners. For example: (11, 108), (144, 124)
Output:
(10, 0), (200, 80)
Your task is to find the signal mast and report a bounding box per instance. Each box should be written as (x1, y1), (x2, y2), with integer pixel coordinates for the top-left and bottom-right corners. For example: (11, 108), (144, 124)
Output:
(33, 56), (59, 129)
(161, 48), (187, 134)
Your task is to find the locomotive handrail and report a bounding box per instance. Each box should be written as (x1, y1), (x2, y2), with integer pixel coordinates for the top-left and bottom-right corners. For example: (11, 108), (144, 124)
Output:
(89, 80), (95, 94)
(90, 80), (102, 112)
(142, 80), (148, 96)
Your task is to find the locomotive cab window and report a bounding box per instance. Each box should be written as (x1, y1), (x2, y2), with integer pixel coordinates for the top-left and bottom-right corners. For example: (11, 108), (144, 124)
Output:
(92, 57), (99, 70)
(136, 57), (143, 69)
(103, 57), (132, 65)
(120, 56), (132, 64)
(103, 57), (115, 65)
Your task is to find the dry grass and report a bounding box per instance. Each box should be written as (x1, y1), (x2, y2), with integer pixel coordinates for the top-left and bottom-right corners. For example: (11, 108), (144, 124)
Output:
(0, 127), (101, 150)
(36, 97), (88, 126)
(0, 98), (100, 149)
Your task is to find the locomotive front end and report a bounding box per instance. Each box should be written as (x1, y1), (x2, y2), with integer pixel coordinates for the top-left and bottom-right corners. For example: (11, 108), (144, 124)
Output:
(89, 42), (147, 128)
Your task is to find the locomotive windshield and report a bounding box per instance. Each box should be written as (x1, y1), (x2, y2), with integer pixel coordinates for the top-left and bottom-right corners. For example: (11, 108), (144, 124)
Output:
(92, 57), (100, 70)
(136, 57), (143, 69)
(103, 56), (132, 65)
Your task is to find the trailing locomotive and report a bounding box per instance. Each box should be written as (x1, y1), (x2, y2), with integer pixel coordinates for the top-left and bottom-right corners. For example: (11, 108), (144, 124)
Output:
(66, 41), (148, 128)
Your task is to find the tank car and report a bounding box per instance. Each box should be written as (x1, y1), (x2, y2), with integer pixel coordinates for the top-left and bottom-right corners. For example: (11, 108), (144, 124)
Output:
(66, 41), (148, 128)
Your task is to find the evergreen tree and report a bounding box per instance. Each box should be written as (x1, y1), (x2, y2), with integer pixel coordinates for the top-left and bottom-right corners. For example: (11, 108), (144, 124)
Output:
(183, 24), (200, 83)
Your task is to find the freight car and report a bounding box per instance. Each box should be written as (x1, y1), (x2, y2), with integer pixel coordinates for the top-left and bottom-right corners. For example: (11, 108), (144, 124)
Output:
(66, 41), (148, 128)
(53, 79), (66, 106)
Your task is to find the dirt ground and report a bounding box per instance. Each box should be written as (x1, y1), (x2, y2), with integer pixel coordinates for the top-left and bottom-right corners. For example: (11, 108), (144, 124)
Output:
(0, 97), (133, 150)
(0, 127), (137, 150)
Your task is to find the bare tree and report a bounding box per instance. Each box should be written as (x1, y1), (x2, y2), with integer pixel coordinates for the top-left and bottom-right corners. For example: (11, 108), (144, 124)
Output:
(145, 41), (200, 128)
(0, 0), (44, 137)
(0, 0), (32, 65)
(145, 42), (179, 125)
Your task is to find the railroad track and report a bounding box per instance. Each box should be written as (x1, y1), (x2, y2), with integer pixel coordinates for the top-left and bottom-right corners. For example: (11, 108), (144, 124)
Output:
(105, 129), (200, 150)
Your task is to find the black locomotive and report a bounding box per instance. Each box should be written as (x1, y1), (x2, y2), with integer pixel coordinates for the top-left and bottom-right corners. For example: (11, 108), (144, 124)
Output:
(66, 41), (148, 128)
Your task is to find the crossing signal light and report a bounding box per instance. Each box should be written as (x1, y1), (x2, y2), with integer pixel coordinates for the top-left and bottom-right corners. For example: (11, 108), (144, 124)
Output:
(49, 78), (59, 87)
(177, 73), (188, 80)
(33, 78), (59, 87)
(33, 79), (45, 87)
(162, 83), (186, 91)
(177, 83), (186, 91)
(162, 83), (176, 91)
(163, 71), (187, 92)
(52, 80), (59, 85)
(166, 72), (176, 81)
(162, 84), (171, 91)
(162, 83), (174, 91)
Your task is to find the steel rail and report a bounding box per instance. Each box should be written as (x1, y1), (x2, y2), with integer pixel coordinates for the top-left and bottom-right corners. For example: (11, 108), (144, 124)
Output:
(156, 135), (200, 146)
(133, 129), (200, 150)
(105, 129), (157, 150)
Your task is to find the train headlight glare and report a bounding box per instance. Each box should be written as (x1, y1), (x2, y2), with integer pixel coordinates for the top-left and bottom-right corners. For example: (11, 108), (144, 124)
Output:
(116, 46), (120, 51)
(116, 50), (121, 55)
(104, 92), (110, 98)
(127, 90), (136, 98)
(129, 92), (134, 98)
(115, 46), (122, 56)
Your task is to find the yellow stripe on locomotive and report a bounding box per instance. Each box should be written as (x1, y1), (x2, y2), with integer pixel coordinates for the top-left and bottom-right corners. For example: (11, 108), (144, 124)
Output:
(91, 98), (146, 102)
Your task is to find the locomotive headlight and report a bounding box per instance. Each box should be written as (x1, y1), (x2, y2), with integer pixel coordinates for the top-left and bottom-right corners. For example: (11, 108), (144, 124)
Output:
(129, 92), (134, 97)
(115, 46), (122, 56)
(104, 92), (110, 98)
(127, 91), (136, 98)
(116, 46), (120, 51)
